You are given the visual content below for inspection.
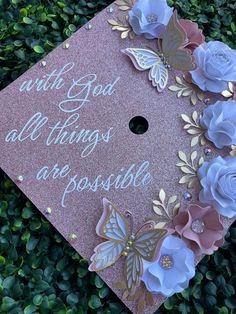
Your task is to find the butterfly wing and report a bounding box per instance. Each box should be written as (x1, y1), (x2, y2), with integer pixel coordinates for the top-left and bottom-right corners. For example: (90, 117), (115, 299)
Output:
(122, 48), (168, 92)
(89, 240), (125, 271)
(162, 11), (196, 71)
(89, 199), (130, 271)
(96, 198), (130, 241)
(133, 229), (167, 262)
(124, 228), (167, 293)
(125, 250), (143, 294)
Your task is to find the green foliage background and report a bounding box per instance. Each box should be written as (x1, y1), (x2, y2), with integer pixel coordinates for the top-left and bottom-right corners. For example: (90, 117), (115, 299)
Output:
(0, 0), (236, 313)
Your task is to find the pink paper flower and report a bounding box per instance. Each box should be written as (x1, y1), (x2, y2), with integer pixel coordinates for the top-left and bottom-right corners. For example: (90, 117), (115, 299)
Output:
(179, 19), (205, 51)
(173, 203), (224, 257)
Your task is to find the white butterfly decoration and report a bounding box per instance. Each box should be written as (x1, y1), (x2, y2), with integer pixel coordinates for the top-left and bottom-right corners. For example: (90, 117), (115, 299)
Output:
(89, 198), (167, 294)
(122, 11), (196, 92)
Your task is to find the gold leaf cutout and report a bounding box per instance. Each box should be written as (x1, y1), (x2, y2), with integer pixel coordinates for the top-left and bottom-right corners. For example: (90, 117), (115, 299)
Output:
(221, 82), (236, 100)
(181, 111), (206, 147)
(169, 75), (205, 105)
(230, 145), (236, 157)
(152, 189), (180, 227)
(108, 0), (136, 40)
(177, 151), (204, 188)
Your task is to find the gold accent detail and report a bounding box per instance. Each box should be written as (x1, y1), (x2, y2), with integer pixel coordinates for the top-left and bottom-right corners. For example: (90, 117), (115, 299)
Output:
(152, 189), (180, 228)
(107, 0), (136, 39)
(177, 151), (204, 188)
(114, 0), (135, 11)
(169, 75), (205, 105)
(69, 233), (77, 240)
(222, 82), (235, 100)
(181, 111), (206, 147)
(230, 145), (236, 156)
(46, 207), (52, 214)
(122, 252), (128, 256)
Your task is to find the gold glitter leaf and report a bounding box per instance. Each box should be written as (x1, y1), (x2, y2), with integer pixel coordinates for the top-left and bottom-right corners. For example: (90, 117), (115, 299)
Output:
(146, 293), (154, 306)
(191, 135), (200, 147)
(181, 114), (192, 124)
(155, 221), (167, 229)
(159, 189), (166, 203)
(179, 175), (191, 184)
(230, 145), (236, 156)
(121, 30), (129, 39)
(137, 297), (145, 314)
(188, 177), (198, 189)
(177, 151), (204, 188)
(169, 75), (206, 106)
(114, 0), (134, 11)
(153, 190), (180, 224)
(221, 82), (235, 100)
(198, 157), (204, 167)
(107, 19), (118, 26)
(178, 151), (188, 163)
(122, 290), (129, 299)
(115, 0), (127, 5)
(191, 151), (197, 162)
(169, 85), (181, 92)
(173, 203), (180, 216)
(113, 281), (127, 289)
(181, 112), (206, 147)
(119, 5), (131, 10)
(153, 206), (162, 216)
(168, 195), (177, 204)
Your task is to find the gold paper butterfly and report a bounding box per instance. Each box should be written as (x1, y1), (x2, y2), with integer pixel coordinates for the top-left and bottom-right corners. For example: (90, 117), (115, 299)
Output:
(122, 11), (196, 92)
(89, 198), (167, 293)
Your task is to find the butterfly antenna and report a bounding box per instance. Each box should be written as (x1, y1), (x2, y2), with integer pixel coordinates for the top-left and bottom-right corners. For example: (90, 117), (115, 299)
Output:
(157, 38), (162, 53)
(136, 220), (155, 234)
(125, 210), (134, 231)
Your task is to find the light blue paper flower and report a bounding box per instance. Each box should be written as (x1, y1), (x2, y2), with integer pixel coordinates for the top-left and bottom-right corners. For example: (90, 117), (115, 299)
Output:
(128, 0), (173, 39)
(198, 156), (236, 218)
(190, 41), (236, 93)
(141, 235), (195, 297)
(200, 100), (236, 149)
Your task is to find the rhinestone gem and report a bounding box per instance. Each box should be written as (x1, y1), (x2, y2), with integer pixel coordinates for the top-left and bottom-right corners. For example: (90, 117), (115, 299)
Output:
(85, 23), (92, 30)
(147, 14), (158, 23)
(183, 192), (192, 201)
(69, 233), (78, 241)
(108, 7), (113, 13)
(191, 219), (205, 234)
(159, 255), (174, 269)
(203, 98), (210, 105)
(41, 60), (47, 67)
(204, 147), (212, 156)
(16, 175), (24, 184)
(46, 207), (52, 215)
(63, 43), (70, 49)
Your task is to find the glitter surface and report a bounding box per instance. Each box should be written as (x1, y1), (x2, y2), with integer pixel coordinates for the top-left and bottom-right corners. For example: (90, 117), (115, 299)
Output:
(0, 3), (233, 314)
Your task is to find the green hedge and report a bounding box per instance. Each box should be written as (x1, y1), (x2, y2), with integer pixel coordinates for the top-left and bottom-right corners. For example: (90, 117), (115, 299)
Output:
(0, 0), (236, 313)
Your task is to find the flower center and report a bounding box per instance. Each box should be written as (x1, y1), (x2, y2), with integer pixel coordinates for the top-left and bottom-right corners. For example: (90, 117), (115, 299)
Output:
(147, 14), (158, 23)
(213, 51), (230, 63)
(159, 255), (174, 269)
(191, 219), (205, 234)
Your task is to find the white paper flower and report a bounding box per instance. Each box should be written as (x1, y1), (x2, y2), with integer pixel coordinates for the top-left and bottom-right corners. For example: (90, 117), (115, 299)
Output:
(141, 235), (195, 297)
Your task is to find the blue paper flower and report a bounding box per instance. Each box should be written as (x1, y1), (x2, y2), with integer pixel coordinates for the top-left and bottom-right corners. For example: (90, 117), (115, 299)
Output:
(128, 0), (173, 39)
(190, 41), (236, 93)
(141, 235), (195, 297)
(198, 156), (236, 219)
(200, 100), (236, 149)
